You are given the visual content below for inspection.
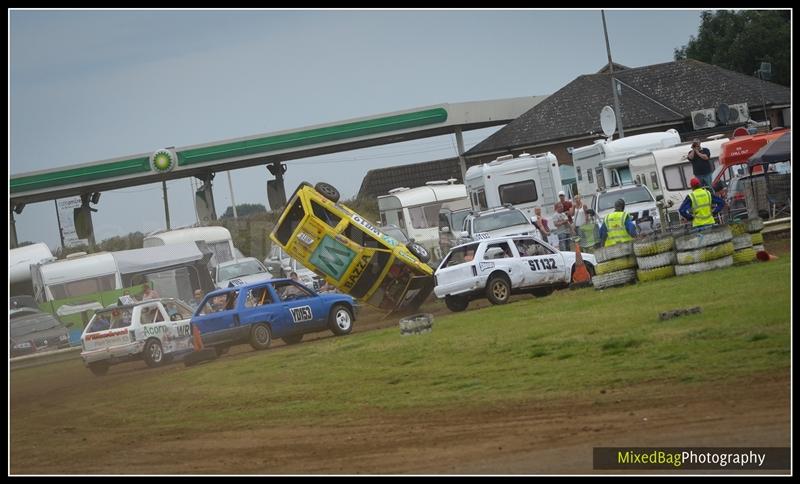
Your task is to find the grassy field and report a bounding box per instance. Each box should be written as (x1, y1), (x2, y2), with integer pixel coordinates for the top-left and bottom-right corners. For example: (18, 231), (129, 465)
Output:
(12, 253), (790, 440)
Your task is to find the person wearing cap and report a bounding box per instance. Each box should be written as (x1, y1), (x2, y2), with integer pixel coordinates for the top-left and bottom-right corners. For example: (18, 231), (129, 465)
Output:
(599, 199), (637, 247)
(687, 139), (714, 189)
(679, 177), (725, 228)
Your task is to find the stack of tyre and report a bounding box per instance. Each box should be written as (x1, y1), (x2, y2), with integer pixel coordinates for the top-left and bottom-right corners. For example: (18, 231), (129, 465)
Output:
(729, 218), (763, 265)
(633, 236), (677, 282)
(592, 242), (637, 290)
(674, 225), (734, 276)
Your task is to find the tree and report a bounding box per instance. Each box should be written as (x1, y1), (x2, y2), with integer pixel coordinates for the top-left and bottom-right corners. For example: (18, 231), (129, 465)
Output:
(221, 203), (268, 219)
(674, 10), (789, 86)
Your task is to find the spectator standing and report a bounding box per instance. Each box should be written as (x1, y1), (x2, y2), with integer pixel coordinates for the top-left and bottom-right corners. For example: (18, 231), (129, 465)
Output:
(558, 190), (575, 224)
(687, 138), (714, 189)
(552, 203), (572, 251)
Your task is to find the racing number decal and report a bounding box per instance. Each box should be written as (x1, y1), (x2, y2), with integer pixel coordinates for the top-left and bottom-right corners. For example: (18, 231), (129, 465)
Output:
(528, 258), (558, 271)
(310, 235), (356, 280)
(177, 324), (191, 337)
(289, 305), (313, 323)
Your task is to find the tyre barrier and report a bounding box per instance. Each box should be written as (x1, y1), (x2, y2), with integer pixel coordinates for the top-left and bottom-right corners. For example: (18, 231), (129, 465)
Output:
(676, 241), (735, 265)
(633, 236), (675, 257)
(594, 242), (634, 263)
(400, 313), (434, 336)
(753, 244), (766, 253)
(637, 264), (676, 283)
(750, 232), (764, 245)
(593, 268), (637, 290)
(746, 218), (765, 233)
(675, 255), (734, 276)
(732, 234), (754, 250)
(635, 251), (676, 271)
(595, 255), (637, 275)
(675, 225), (732, 252)
(733, 247), (757, 265)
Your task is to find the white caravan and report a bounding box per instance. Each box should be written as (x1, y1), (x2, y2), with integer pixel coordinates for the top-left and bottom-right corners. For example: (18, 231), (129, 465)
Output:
(628, 135), (730, 216)
(378, 181), (470, 261)
(143, 226), (236, 266)
(464, 152), (562, 220)
(572, 130), (682, 196)
(10, 243), (55, 296)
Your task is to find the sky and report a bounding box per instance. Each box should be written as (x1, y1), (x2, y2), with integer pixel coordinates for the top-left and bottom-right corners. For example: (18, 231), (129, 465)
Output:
(9, 9), (706, 252)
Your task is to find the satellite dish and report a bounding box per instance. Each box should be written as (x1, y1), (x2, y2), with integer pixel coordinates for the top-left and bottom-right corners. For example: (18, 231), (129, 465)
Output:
(717, 103), (731, 124)
(600, 106), (617, 137)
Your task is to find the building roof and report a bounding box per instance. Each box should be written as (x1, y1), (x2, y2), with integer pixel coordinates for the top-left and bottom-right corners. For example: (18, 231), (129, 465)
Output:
(465, 60), (790, 158)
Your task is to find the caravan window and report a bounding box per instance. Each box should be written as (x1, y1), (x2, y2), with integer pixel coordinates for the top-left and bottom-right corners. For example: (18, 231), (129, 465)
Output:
(663, 165), (684, 190)
(650, 172), (659, 190)
(576, 167), (582, 181)
(587, 168), (594, 184)
(499, 180), (538, 205)
(48, 274), (116, 300)
(208, 241), (233, 264)
(471, 190), (488, 211)
(408, 205), (440, 229)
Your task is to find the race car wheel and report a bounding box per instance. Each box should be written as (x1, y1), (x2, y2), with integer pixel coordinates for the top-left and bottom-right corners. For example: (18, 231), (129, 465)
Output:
(88, 361), (110, 376)
(315, 182), (340, 203)
(329, 304), (354, 336)
(407, 242), (431, 263)
(282, 334), (304, 345)
(444, 295), (469, 312)
(249, 323), (273, 350)
(486, 275), (511, 305)
(143, 339), (165, 368)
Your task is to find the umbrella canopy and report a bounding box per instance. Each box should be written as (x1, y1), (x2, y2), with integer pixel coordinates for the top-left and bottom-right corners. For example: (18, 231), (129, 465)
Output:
(719, 129), (787, 167)
(748, 130), (791, 167)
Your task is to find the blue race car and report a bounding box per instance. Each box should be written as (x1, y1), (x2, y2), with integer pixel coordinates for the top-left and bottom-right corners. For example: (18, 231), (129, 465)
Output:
(190, 278), (357, 353)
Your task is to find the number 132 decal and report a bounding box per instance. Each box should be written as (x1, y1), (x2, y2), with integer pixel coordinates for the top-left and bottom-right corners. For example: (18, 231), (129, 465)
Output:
(528, 258), (557, 271)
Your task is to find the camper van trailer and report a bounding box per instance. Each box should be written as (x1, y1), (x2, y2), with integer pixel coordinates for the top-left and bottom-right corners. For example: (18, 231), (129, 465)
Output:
(143, 226), (236, 266)
(572, 130), (682, 196)
(377, 181), (470, 261)
(10, 243), (55, 296)
(629, 135), (730, 219)
(464, 152), (562, 220)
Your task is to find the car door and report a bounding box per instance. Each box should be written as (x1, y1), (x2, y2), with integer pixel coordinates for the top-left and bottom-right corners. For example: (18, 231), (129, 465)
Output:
(191, 289), (242, 346)
(159, 300), (194, 354)
(270, 281), (327, 336)
(513, 237), (564, 286)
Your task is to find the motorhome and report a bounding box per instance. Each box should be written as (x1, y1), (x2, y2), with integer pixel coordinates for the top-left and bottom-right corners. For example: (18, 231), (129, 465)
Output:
(572, 130), (682, 196)
(377, 181), (470, 261)
(464, 152), (562, 221)
(628, 135), (730, 221)
(143, 226), (237, 266)
(10, 243), (55, 296)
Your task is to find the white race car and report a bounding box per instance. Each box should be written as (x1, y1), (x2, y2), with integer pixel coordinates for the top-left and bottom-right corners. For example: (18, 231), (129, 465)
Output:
(80, 298), (195, 376)
(434, 235), (596, 312)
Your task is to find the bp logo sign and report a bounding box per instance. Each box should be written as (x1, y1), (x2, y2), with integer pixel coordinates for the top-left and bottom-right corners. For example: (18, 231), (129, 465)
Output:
(150, 148), (177, 173)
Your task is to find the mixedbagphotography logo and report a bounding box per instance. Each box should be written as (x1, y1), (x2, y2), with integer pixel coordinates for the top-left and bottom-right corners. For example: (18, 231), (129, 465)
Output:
(593, 447), (790, 470)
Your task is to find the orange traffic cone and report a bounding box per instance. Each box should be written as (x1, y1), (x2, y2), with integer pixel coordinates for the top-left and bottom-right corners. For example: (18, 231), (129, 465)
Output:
(572, 240), (591, 284)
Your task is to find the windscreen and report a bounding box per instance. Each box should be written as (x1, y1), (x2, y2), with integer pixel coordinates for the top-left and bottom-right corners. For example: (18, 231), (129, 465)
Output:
(598, 186), (654, 212)
(474, 210), (528, 233)
(218, 260), (267, 281)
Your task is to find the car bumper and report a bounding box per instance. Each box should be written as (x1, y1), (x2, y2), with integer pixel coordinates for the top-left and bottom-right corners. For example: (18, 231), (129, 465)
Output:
(81, 341), (144, 365)
(434, 276), (489, 298)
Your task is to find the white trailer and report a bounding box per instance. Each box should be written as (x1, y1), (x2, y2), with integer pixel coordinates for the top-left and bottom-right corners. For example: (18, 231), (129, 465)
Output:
(464, 152), (562, 220)
(143, 226), (237, 266)
(10, 243), (56, 296)
(378, 181), (470, 261)
(572, 130), (682, 196)
(629, 135), (730, 216)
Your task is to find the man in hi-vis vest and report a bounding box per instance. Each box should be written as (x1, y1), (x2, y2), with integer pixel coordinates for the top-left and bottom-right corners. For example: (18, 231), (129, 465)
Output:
(599, 199), (637, 247)
(679, 177), (725, 228)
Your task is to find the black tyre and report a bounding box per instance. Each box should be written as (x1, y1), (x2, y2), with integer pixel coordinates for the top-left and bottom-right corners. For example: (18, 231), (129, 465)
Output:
(249, 323), (272, 350)
(88, 361), (110, 376)
(530, 287), (555, 298)
(315, 182), (340, 203)
(329, 304), (354, 336)
(486, 275), (511, 305)
(143, 339), (165, 368)
(282, 333), (304, 345)
(406, 242), (431, 263)
(444, 295), (469, 312)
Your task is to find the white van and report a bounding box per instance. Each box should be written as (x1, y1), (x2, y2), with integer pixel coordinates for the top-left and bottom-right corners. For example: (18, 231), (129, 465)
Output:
(464, 152), (562, 220)
(572, 130), (682, 196)
(143, 226), (236, 266)
(629, 136), (730, 217)
(10, 243), (55, 296)
(378, 181), (470, 261)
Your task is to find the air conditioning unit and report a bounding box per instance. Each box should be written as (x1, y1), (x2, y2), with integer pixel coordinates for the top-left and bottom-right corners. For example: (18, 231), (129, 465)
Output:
(691, 109), (717, 130)
(726, 103), (749, 124)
